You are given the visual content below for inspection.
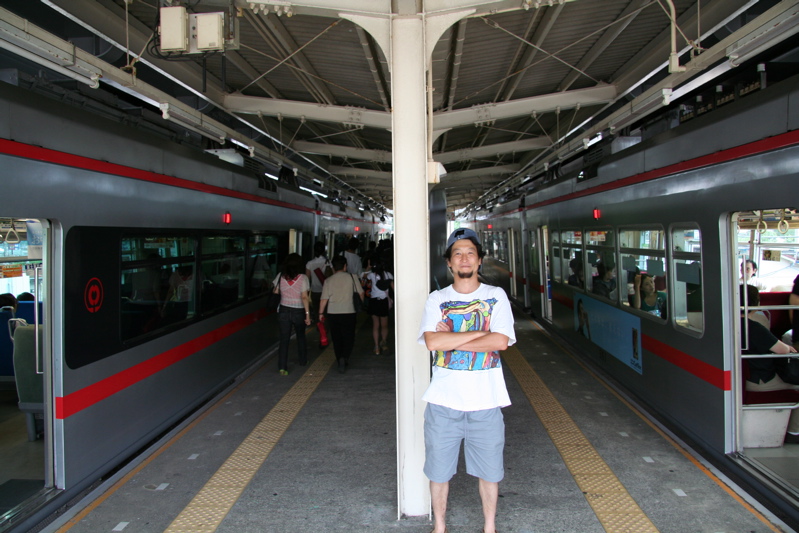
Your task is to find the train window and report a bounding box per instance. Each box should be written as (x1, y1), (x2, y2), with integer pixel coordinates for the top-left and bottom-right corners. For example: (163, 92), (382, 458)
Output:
(671, 227), (703, 333)
(550, 232), (562, 282)
(586, 229), (617, 302)
(736, 209), (799, 292)
(561, 230), (584, 289)
(247, 234), (280, 298)
(121, 235), (198, 341)
(200, 235), (246, 313)
(619, 228), (667, 319)
(497, 232), (509, 263)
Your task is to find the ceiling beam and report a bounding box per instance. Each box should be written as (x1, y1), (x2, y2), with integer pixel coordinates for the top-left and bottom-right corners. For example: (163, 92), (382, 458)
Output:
(441, 164), (520, 180)
(232, 0), (579, 19)
(226, 84), (616, 131)
(224, 93), (392, 129)
(436, 138), (548, 164)
(293, 141), (391, 163)
(433, 84), (617, 130)
(329, 166), (392, 181)
(294, 138), (547, 164)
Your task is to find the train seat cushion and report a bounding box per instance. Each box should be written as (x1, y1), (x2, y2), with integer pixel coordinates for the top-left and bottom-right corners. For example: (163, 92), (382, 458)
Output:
(742, 359), (799, 404)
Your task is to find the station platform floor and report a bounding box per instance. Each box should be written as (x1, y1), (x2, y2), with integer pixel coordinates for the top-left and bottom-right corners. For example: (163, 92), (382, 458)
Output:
(39, 311), (792, 533)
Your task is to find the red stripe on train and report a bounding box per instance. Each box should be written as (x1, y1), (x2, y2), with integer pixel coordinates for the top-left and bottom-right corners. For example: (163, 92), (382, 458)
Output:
(0, 138), (381, 225)
(55, 309), (268, 419)
(643, 334), (730, 391)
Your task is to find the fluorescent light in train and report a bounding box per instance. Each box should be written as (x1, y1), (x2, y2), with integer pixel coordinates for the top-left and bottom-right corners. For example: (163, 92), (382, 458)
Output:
(230, 137), (254, 156)
(299, 186), (328, 198)
(584, 132), (602, 149)
(265, 172), (278, 180)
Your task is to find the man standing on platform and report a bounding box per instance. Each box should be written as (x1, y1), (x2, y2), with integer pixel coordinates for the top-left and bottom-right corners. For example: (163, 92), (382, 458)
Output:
(418, 228), (516, 533)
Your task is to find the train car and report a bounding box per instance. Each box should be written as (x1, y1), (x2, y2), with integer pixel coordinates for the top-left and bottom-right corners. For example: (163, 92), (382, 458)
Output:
(468, 74), (799, 524)
(0, 81), (390, 531)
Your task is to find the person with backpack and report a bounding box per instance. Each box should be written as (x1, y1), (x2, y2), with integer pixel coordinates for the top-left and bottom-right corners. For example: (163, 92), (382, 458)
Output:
(365, 256), (394, 355)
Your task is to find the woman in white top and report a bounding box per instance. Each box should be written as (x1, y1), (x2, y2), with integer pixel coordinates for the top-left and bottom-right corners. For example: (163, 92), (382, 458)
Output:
(365, 256), (394, 355)
(273, 253), (311, 375)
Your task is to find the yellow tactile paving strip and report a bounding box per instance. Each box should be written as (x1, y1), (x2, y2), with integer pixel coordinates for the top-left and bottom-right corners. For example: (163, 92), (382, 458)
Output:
(503, 346), (660, 533)
(163, 349), (335, 533)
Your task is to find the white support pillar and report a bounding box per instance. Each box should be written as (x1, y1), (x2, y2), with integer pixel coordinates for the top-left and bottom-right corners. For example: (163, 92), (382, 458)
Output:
(391, 14), (431, 518)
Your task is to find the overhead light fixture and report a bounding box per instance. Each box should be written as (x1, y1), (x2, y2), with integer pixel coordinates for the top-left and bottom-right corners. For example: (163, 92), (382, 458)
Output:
(299, 186), (328, 198)
(727, 6), (799, 67)
(230, 137), (255, 157)
(583, 132), (603, 149)
(160, 103), (226, 143)
(0, 33), (100, 88)
(609, 88), (671, 132)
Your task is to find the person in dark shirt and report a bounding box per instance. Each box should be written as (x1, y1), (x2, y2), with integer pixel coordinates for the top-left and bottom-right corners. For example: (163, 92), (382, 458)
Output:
(740, 285), (799, 444)
(592, 261), (616, 299)
(790, 274), (799, 347)
(741, 285), (798, 389)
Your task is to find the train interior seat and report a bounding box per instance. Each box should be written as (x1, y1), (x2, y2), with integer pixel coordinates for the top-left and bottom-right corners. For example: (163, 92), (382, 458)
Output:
(12, 324), (44, 441)
(741, 359), (799, 447)
(758, 291), (792, 338)
(0, 306), (16, 379)
(15, 300), (42, 326)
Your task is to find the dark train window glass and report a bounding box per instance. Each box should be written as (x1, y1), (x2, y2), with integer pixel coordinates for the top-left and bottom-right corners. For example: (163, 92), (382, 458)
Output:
(200, 235), (246, 313)
(121, 235), (197, 341)
(561, 230), (584, 289)
(248, 234), (280, 298)
(672, 227), (702, 332)
(495, 232), (509, 263)
(620, 228), (667, 319)
(121, 235), (195, 262)
(551, 232), (562, 283)
(586, 229), (616, 302)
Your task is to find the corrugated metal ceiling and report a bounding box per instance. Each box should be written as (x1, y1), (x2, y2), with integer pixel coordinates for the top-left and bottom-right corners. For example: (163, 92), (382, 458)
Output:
(0, 0), (787, 215)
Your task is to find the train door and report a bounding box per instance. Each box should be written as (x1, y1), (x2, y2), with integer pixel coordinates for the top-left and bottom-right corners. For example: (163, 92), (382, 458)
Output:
(0, 218), (55, 517)
(731, 208), (799, 492)
(540, 225), (552, 320)
(508, 228), (517, 299)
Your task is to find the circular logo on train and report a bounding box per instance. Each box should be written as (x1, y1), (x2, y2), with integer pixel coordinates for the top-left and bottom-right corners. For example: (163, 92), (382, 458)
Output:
(84, 277), (104, 313)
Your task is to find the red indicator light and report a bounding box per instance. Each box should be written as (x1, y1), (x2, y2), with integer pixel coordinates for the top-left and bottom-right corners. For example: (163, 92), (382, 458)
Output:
(354, 226), (360, 232)
(487, 224), (493, 229)
(223, 212), (232, 224)
(592, 208), (601, 220)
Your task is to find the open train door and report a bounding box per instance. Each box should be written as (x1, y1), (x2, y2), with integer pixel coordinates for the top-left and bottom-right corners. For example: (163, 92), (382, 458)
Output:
(535, 225), (551, 321)
(731, 209), (799, 495)
(0, 217), (57, 527)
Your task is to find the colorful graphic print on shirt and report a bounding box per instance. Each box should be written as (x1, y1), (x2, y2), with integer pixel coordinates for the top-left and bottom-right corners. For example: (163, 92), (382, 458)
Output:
(434, 298), (501, 371)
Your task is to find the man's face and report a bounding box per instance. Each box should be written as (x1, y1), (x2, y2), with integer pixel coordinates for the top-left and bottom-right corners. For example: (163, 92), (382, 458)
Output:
(447, 239), (481, 279)
(743, 262), (755, 279)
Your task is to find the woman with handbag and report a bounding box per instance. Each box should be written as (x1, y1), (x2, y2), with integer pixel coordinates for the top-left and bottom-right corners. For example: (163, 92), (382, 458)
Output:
(365, 256), (394, 355)
(273, 253), (312, 375)
(319, 255), (363, 373)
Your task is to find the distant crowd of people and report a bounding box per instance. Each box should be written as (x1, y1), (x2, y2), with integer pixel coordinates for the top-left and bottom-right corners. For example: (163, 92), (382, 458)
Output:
(272, 237), (395, 375)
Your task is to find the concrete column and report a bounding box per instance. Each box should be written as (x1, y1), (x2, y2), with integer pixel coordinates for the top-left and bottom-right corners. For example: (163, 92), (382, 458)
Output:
(391, 14), (431, 518)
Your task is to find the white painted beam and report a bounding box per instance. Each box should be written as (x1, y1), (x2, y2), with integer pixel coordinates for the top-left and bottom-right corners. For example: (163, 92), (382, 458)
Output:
(434, 84), (617, 130)
(224, 93), (392, 129)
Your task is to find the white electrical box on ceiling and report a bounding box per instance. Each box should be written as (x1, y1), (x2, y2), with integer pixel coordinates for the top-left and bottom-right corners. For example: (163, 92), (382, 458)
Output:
(192, 12), (225, 51)
(159, 6), (187, 52)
